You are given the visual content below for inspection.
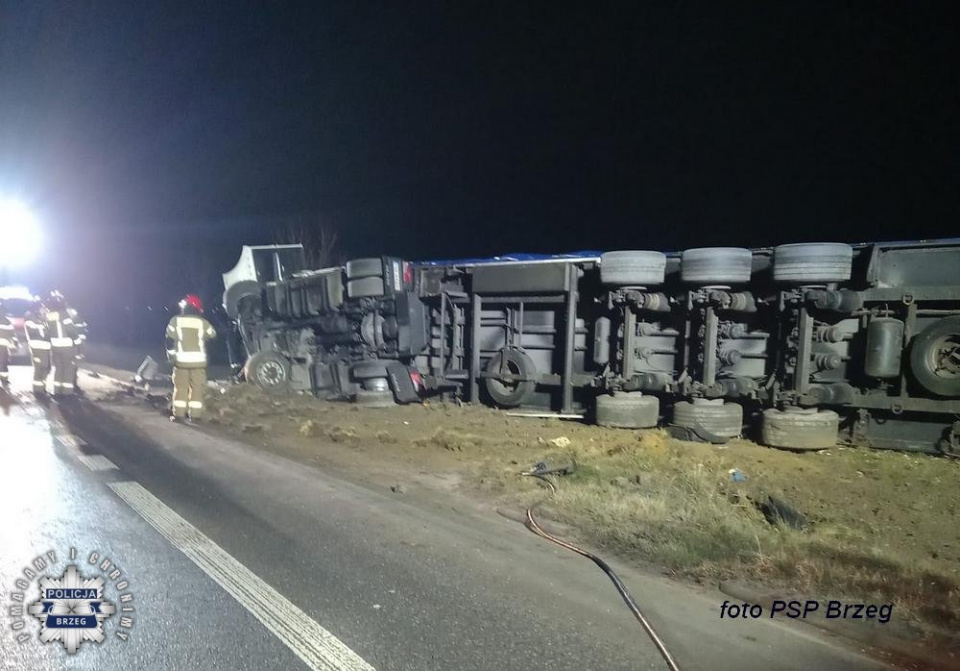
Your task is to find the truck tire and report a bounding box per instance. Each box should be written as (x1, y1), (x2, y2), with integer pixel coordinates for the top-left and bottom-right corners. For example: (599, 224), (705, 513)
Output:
(595, 392), (659, 429)
(355, 389), (396, 408)
(681, 248), (752, 285)
(346, 258), (383, 279)
(773, 243), (853, 284)
(244, 351), (292, 393)
(909, 317), (960, 397)
(761, 408), (839, 450)
(351, 360), (391, 380)
(671, 399), (742, 443)
(347, 277), (385, 298)
(484, 349), (537, 407)
(599, 251), (667, 286)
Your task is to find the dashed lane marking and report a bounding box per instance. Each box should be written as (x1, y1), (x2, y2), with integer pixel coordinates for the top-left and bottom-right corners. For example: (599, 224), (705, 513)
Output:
(56, 434), (85, 448)
(107, 481), (375, 671)
(77, 454), (119, 471)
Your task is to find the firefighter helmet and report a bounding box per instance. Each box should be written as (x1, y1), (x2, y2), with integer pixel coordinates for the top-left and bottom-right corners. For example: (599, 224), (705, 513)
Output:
(180, 294), (204, 314)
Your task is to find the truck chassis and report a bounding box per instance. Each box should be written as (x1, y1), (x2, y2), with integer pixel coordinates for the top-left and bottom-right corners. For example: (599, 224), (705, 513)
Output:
(223, 240), (960, 455)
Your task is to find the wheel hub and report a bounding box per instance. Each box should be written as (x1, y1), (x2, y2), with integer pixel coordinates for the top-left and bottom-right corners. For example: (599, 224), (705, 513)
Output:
(931, 335), (960, 379)
(258, 361), (286, 386)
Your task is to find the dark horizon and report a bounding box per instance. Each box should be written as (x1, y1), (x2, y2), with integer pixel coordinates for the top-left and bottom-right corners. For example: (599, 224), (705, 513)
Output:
(2, 2), (958, 321)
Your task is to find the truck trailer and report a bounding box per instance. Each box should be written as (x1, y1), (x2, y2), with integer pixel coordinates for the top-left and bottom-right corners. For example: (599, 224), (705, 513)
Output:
(222, 240), (960, 456)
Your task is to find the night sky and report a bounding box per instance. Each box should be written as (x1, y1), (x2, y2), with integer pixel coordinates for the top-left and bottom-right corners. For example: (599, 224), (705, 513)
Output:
(1, 2), (958, 328)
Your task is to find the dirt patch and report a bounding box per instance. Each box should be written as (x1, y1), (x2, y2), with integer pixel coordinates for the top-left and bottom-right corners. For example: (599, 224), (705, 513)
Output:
(415, 426), (486, 451)
(198, 384), (960, 631)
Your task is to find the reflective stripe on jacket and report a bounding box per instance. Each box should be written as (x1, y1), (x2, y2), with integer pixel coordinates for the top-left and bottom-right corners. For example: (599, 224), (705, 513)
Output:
(24, 314), (50, 350)
(0, 319), (16, 348)
(45, 311), (79, 349)
(166, 315), (216, 368)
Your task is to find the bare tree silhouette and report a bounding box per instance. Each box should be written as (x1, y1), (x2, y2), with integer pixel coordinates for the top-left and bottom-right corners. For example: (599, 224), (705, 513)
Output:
(273, 217), (343, 269)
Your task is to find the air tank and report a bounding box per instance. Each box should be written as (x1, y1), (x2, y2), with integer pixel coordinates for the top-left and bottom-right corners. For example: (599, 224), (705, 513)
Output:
(593, 316), (611, 365)
(864, 318), (904, 378)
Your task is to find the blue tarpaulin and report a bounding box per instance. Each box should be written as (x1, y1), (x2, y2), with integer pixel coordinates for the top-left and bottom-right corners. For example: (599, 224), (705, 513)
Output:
(415, 251), (604, 266)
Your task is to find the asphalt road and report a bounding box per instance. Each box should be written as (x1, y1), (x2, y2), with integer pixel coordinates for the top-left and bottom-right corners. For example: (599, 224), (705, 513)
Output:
(0, 366), (890, 671)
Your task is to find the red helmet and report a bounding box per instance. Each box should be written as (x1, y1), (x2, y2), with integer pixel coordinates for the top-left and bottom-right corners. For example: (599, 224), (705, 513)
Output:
(182, 294), (204, 313)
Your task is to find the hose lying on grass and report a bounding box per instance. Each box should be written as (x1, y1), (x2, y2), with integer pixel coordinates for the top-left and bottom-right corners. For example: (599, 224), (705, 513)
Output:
(520, 463), (683, 671)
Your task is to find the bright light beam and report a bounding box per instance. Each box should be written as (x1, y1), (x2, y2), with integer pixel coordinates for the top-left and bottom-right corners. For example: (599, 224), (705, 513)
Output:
(0, 198), (42, 268)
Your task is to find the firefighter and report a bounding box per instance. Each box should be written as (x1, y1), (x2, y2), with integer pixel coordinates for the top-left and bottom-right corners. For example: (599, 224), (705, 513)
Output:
(166, 294), (216, 422)
(67, 306), (88, 391)
(44, 291), (80, 396)
(24, 297), (51, 395)
(0, 300), (18, 387)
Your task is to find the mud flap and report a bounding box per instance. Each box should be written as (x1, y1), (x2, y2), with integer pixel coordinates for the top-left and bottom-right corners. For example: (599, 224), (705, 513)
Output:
(386, 362), (420, 404)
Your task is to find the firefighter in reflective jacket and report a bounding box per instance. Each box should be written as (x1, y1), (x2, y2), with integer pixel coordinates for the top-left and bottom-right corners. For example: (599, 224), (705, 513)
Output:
(67, 306), (88, 389)
(0, 300), (18, 387)
(44, 291), (80, 396)
(166, 294), (216, 421)
(24, 298), (50, 395)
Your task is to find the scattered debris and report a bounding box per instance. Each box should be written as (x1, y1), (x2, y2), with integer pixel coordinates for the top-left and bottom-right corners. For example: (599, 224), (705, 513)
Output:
(548, 436), (572, 448)
(728, 468), (748, 483)
(390, 484), (406, 494)
(525, 460), (577, 476)
(135, 355), (160, 383)
(242, 424), (266, 434)
(759, 495), (808, 530)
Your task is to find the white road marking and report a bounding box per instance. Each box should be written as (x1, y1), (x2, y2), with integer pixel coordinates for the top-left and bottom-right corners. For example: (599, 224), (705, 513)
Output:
(57, 434), (82, 448)
(77, 454), (119, 471)
(107, 481), (375, 671)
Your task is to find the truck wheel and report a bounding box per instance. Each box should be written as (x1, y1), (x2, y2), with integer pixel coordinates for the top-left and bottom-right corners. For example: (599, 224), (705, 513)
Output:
(761, 408), (839, 450)
(773, 243), (853, 284)
(595, 392), (659, 429)
(909, 317), (960, 397)
(355, 389), (396, 407)
(346, 258), (383, 279)
(484, 349), (536, 407)
(347, 277), (385, 298)
(351, 360), (390, 380)
(599, 251), (667, 286)
(671, 399), (742, 443)
(680, 248), (752, 285)
(244, 352), (291, 393)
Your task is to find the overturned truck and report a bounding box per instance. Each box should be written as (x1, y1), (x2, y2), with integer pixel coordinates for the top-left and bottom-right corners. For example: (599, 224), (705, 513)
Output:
(223, 240), (960, 455)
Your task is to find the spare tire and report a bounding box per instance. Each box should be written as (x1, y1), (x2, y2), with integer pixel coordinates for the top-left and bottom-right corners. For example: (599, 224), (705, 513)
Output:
(761, 408), (839, 450)
(773, 243), (853, 284)
(347, 277), (385, 298)
(909, 317), (960, 397)
(484, 349), (537, 407)
(681, 248), (752, 285)
(600, 251), (667, 286)
(671, 399), (742, 442)
(595, 392), (659, 429)
(244, 351), (292, 393)
(346, 258), (383, 279)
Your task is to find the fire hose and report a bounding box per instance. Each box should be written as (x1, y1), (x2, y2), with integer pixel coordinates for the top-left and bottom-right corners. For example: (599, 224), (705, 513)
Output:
(520, 463), (683, 671)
